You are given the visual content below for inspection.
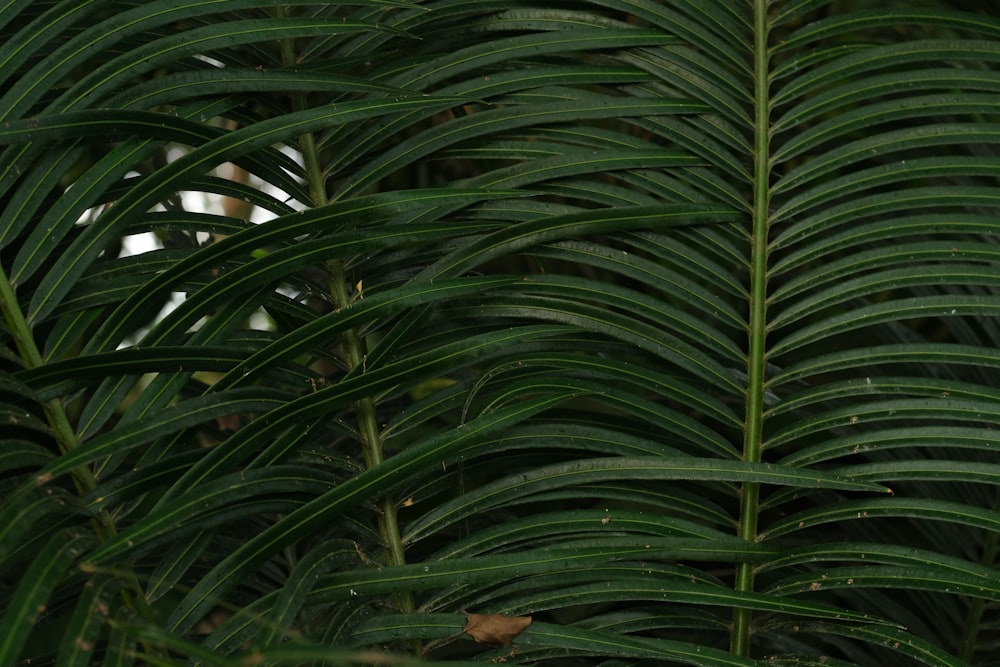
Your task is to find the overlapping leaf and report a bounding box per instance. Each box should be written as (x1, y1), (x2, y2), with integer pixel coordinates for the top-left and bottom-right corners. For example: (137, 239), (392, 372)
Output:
(2, 1), (1000, 666)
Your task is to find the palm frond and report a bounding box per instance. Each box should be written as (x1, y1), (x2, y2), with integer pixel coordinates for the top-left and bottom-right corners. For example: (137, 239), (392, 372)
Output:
(3, 1), (1000, 665)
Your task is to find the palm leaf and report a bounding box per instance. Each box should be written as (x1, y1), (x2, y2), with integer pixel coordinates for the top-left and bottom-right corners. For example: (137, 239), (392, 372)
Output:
(3, 1), (1000, 665)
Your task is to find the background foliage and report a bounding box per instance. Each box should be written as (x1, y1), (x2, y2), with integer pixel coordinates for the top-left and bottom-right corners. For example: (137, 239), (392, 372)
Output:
(3, 0), (1000, 665)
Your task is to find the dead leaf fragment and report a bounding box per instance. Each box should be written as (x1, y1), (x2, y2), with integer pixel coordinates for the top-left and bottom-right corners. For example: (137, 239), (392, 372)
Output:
(463, 611), (531, 646)
(216, 413), (243, 432)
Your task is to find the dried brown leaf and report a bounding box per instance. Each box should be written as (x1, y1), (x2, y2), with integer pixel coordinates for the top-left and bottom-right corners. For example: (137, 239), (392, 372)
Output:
(462, 612), (532, 646)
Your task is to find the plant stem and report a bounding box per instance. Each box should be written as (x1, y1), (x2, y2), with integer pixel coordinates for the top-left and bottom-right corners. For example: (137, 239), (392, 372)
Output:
(0, 265), (157, 624)
(732, 0), (772, 657)
(958, 486), (1000, 661)
(274, 7), (414, 615)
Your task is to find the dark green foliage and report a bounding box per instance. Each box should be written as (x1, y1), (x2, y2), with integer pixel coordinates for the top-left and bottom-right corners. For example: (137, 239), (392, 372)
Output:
(2, 1), (1000, 665)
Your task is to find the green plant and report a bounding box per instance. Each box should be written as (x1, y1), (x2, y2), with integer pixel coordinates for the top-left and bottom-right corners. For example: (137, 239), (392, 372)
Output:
(3, 0), (1000, 664)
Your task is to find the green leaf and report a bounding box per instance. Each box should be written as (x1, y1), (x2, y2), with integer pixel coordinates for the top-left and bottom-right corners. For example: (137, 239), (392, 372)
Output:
(26, 98), (464, 324)
(55, 575), (115, 667)
(312, 538), (776, 602)
(762, 498), (1000, 541)
(406, 457), (888, 546)
(6, 2), (1000, 664)
(0, 530), (89, 665)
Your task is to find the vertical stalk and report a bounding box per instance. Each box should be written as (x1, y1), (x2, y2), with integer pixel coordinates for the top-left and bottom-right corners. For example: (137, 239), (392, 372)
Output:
(732, 0), (771, 657)
(274, 8), (413, 615)
(1, 269), (89, 466)
(958, 486), (1000, 661)
(0, 265), (157, 624)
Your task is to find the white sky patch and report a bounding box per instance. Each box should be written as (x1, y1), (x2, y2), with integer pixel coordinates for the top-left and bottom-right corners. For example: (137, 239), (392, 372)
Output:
(193, 54), (226, 68)
(257, 144), (309, 221)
